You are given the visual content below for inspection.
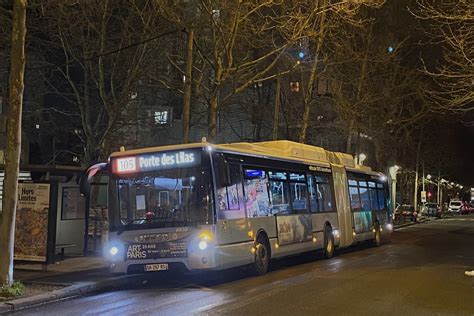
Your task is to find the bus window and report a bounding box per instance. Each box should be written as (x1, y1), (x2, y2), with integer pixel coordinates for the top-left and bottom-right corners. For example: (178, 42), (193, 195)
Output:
(377, 188), (386, 210)
(369, 185), (379, 211)
(269, 180), (290, 214)
(349, 186), (361, 211)
(307, 174), (319, 213)
(244, 168), (271, 217)
(290, 179), (308, 212)
(318, 182), (334, 212)
(359, 187), (371, 211)
(215, 163), (245, 219)
(268, 171), (287, 180)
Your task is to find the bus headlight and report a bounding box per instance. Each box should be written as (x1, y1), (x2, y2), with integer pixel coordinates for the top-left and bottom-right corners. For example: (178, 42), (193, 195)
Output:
(109, 246), (119, 256)
(105, 242), (123, 261)
(198, 240), (208, 250)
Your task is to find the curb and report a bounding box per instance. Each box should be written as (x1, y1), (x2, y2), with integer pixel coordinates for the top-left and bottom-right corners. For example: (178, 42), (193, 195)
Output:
(0, 275), (132, 314)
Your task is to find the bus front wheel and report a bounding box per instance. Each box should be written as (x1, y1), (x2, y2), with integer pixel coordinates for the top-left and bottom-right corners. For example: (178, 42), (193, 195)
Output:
(324, 227), (334, 259)
(251, 235), (270, 276)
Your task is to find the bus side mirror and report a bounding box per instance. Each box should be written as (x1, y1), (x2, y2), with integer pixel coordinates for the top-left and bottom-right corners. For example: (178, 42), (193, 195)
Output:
(80, 163), (108, 197)
(215, 154), (231, 187)
(79, 174), (90, 197)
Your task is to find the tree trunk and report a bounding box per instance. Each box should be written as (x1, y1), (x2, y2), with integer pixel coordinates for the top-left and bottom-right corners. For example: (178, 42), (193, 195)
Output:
(346, 118), (355, 153)
(208, 56), (222, 142)
(0, 0), (27, 287)
(208, 93), (219, 142)
(182, 28), (194, 144)
(272, 76), (281, 140)
(298, 0), (327, 143)
(84, 136), (101, 166)
(413, 126), (424, 211)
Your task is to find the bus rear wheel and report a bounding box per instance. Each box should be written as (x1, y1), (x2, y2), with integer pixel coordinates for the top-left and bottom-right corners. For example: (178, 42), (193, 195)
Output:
(251, 235), (270, 276)
(323, 227), (334, 259)
(373, 222), (382, 247)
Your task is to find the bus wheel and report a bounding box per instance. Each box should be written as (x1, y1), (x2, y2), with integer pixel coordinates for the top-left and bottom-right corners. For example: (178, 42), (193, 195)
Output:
(251, 236), (270, 276)
(324, 227), (334, 259)
(373, 222), (382, 247)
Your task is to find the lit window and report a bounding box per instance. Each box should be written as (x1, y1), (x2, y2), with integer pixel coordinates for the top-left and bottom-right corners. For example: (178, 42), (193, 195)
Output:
(154, 111), (169, 125)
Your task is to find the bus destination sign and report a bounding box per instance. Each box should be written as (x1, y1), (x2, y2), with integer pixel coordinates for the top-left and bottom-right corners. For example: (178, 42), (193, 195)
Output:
(113, 149), (201, 174)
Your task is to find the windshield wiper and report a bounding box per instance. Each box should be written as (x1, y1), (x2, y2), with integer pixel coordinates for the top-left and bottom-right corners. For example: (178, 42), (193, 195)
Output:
(117, 217), (195, 235)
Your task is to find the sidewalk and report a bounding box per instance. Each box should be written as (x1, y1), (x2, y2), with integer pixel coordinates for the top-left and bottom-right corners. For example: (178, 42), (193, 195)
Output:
(1, 256), (131, 314)
(14, 256), (109, 284)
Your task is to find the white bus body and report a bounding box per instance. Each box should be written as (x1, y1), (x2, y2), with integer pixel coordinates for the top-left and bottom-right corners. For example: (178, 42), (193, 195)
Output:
(95, 140), (392, 275)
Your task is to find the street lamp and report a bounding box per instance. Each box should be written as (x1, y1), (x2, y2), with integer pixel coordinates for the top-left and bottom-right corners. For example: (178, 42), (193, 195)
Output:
(358, 153), (367, 165)
(388, 165), (401, 214)
(426, 174), (432, 180)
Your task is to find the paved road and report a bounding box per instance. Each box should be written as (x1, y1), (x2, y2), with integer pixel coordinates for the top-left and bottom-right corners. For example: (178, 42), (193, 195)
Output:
(12, 216), (474, 316)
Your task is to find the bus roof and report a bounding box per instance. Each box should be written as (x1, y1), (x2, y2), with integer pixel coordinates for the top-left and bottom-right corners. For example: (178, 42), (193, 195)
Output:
(109, 140), (379, 175)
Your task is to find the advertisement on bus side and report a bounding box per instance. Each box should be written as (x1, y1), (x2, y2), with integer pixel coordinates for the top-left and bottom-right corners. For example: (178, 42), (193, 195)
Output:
(276, 214), (313, 246)
(354, 211), (372, 234)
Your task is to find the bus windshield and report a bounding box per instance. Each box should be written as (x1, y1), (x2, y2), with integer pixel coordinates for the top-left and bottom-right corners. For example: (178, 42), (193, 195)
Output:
(113, 166), (212, 231)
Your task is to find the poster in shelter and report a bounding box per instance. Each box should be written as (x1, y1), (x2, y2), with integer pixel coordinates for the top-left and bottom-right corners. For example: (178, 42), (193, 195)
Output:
(14, 183), (51, 262)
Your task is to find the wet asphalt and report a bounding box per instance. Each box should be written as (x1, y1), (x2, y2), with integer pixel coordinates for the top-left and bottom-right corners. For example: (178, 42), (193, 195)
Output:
(10, 216), (474, 316)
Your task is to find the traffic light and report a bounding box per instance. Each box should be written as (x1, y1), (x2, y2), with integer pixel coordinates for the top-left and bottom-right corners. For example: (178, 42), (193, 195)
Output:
(427, 192), (432, 198)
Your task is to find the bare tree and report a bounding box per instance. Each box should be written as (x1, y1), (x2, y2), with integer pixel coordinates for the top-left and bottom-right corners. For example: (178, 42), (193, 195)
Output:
(0, 0), (26, 287)
(36, 0), (172, 164)
(411, 1), (474, 113)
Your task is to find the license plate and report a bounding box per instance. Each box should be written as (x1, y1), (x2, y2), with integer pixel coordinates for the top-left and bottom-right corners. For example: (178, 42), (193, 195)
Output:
(145, 263), (169, 272)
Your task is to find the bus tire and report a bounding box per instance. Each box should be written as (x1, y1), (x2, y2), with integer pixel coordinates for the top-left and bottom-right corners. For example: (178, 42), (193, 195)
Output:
(373, 222), (382, 247)
(323, 226), (334, 259)
(251, 235), (270, 276)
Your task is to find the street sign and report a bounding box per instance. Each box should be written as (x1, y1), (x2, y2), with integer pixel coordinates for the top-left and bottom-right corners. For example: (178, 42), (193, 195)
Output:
(421, 191), (427, 203)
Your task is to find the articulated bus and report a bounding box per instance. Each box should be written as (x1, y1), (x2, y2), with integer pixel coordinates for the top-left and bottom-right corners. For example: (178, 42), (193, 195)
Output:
(84, 140), (392, 275)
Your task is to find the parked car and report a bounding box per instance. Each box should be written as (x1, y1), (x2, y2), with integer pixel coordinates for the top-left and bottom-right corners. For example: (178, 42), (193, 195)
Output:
(448, 200), (462, 214)
(394, 204), (417, 222)
(421, 203), (442, 218)
(460, 201), (472, 215)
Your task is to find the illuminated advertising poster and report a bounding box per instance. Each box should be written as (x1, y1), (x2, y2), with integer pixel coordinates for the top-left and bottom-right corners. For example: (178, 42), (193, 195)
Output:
(14, 183), (51, 262)
(277, 214), (313, 246)
(113, 149), (201, 174)
(354, 211), (372, 234)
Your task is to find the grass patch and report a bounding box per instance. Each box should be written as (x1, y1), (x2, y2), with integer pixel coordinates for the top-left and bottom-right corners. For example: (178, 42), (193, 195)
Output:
(0, 281), (25, 299)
